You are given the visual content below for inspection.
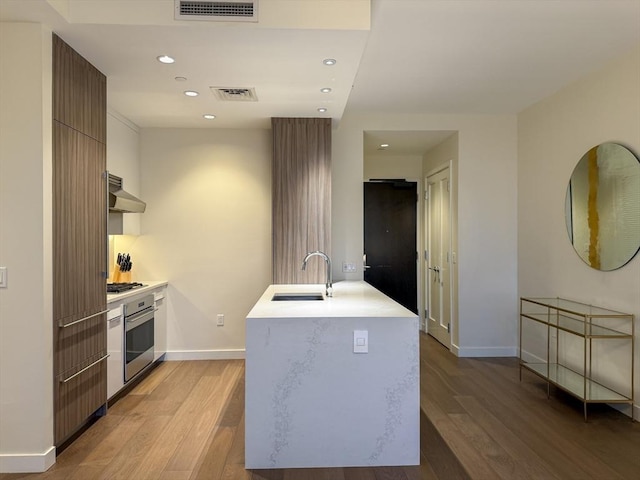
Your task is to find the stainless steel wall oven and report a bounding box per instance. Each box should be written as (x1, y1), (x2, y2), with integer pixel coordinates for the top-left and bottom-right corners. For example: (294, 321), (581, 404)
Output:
(124, 294), (154, 382)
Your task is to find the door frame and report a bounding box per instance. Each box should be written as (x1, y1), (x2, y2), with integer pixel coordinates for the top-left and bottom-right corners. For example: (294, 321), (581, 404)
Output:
(424, 161), (455, 347)
(364, 177), (423, 326)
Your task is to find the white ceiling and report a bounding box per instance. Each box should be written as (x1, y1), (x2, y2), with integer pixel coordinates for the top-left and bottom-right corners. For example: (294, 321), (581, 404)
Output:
(2, 0), (639, 153)
(351, 0), (640, 116)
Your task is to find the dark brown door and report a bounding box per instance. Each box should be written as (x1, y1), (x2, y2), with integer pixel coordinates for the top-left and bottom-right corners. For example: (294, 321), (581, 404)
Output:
(364, 181), (418, 313)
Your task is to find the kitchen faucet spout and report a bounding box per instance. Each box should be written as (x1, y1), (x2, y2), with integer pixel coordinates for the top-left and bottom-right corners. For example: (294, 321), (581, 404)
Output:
(302, 251), (333, 297)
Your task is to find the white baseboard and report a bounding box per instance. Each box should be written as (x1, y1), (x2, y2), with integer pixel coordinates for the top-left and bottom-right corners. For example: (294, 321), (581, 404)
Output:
(607, 400), (638, 421)
(455, 346), (518, 357)
(164, 349), (245, 361)
(0, 446), (55, 473)
(520, 349), (546, 364)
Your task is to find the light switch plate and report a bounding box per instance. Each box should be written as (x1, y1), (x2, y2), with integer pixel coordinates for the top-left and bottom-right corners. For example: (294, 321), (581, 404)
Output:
(353, 330), (368, 353)
(0, 267), (6, 288)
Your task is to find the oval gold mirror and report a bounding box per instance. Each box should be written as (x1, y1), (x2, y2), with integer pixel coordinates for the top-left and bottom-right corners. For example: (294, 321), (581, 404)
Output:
(565, 143), (640, 271)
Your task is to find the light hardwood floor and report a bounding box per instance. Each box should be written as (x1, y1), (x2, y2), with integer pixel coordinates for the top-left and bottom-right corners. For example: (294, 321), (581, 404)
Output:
(2, 333), (638, 479)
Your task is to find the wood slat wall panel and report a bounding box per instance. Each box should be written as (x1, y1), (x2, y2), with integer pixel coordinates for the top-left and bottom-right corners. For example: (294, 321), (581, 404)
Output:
(272, 118), (331, 284)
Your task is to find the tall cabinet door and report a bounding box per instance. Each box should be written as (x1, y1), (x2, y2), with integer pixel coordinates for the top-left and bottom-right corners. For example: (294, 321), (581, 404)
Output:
(52, 34), (107, 446)
(53, 124), (107, 326)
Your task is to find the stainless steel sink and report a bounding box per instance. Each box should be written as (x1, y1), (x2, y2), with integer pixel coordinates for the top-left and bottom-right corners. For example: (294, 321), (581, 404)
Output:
(271, 292), (324, 301)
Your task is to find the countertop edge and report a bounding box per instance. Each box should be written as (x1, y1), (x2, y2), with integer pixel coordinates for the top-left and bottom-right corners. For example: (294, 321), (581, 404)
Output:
(107, 280), (168, 304)
(247, 281), (418, 319)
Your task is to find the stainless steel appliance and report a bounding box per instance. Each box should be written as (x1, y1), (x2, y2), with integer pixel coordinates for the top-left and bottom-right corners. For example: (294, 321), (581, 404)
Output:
(107, 282), (144, 293)
(124, 294), (154, 382)
(108, 174), (146, 213)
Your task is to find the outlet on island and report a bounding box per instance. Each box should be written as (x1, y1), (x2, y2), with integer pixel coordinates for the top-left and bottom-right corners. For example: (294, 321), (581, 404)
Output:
(217, 314), (224, 326)
(353, 330), (368, 353)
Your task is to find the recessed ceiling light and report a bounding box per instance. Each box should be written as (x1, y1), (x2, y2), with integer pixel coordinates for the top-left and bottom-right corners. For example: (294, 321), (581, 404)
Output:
(203, 114), (216, 119)
(320, 87), (332, 93)
(157, 55), (175, 64)
(323, 58), (336, 66)
(175, 76), (187, 82)
(380, 144), (389, 148)
(184, 90), (199, 97)
(317, 107), (327, 113)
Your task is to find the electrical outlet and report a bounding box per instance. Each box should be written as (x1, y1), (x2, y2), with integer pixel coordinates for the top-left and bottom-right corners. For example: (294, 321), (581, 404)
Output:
(0, 267), (6, 288)
(216, 314), (224, 326)
(353, 330), (368, 353)
(342, 262), (356, 273)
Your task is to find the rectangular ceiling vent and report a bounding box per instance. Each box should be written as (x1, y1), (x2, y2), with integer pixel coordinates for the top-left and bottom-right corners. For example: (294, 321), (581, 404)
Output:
(211, 87), (258, 102)
(175, 1), (258, 22)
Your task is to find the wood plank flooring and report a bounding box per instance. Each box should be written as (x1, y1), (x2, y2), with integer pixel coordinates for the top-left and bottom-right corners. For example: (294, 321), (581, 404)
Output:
(420, 333), (640, 480)
(2, 333), (638, 479)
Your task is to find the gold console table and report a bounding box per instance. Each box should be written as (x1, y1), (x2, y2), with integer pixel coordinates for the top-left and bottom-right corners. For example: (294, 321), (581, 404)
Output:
(519, 297), (634, 421)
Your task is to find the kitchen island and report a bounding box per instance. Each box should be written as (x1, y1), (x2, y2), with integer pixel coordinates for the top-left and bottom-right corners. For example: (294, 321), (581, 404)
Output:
(245, 281), (419, 469)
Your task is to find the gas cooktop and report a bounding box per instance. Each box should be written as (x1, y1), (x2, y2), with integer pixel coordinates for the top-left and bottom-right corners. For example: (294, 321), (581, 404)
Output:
(107, 282), (144, 293)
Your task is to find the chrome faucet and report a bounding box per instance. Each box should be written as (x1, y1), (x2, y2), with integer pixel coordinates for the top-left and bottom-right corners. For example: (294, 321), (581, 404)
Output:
(302, 251), (333, 297)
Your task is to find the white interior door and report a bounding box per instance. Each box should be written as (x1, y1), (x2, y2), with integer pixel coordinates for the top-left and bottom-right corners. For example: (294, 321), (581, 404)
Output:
(425, 167), (451, 348)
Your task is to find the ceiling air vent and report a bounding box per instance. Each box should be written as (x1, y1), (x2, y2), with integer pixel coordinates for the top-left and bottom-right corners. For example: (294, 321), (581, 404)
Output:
(175, 1), (258, 22)
(211, 87), (258, 102)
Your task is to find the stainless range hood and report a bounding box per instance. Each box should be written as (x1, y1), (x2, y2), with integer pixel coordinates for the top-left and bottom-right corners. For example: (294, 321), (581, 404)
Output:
(108, 174), (146, 213)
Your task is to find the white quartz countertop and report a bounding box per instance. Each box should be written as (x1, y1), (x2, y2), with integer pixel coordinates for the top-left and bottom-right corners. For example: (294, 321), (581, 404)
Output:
(107, 280), (168, 304)
(247, 281), (417, 319)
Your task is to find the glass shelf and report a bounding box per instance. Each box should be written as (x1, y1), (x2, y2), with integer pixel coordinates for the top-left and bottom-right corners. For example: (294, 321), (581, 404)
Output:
(522, 297), (630, 317)
(520, 312), (631, 338)
(522, 363), (631, 402)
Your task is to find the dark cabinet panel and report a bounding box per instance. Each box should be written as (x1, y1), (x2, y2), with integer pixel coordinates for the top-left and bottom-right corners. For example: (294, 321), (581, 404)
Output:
(52, 34), (107, 445)
(53, 34), (106, 143)
(52, 123), (106, 324)
(54, 314), (106, 384)
(54, 358), (107, 445)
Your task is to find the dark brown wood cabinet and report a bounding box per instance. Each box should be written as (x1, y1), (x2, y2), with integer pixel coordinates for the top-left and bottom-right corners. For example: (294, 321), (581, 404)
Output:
(53, 34), (106, 143)
(52, 34), (107, 445)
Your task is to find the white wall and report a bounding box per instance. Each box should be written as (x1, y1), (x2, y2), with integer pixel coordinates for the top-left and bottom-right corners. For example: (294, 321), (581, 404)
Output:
(133, 128), (272, 358)
(364, 154), (423, 180)
(518, 45), (640, 417)
(333, 113), (518, 356)
(0, 23), (55, 472)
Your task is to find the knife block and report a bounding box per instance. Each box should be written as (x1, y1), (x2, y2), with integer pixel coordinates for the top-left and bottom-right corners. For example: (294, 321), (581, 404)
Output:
(111, 266), (131, 283)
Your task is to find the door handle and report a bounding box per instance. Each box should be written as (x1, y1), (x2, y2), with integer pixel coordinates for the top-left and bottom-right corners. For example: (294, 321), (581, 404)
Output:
(363, 254), (371, 270)
(429, 266), (441, 283)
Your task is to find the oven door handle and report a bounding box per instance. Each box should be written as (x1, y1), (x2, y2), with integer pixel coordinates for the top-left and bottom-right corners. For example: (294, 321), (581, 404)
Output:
(125, 309), (154, 331)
